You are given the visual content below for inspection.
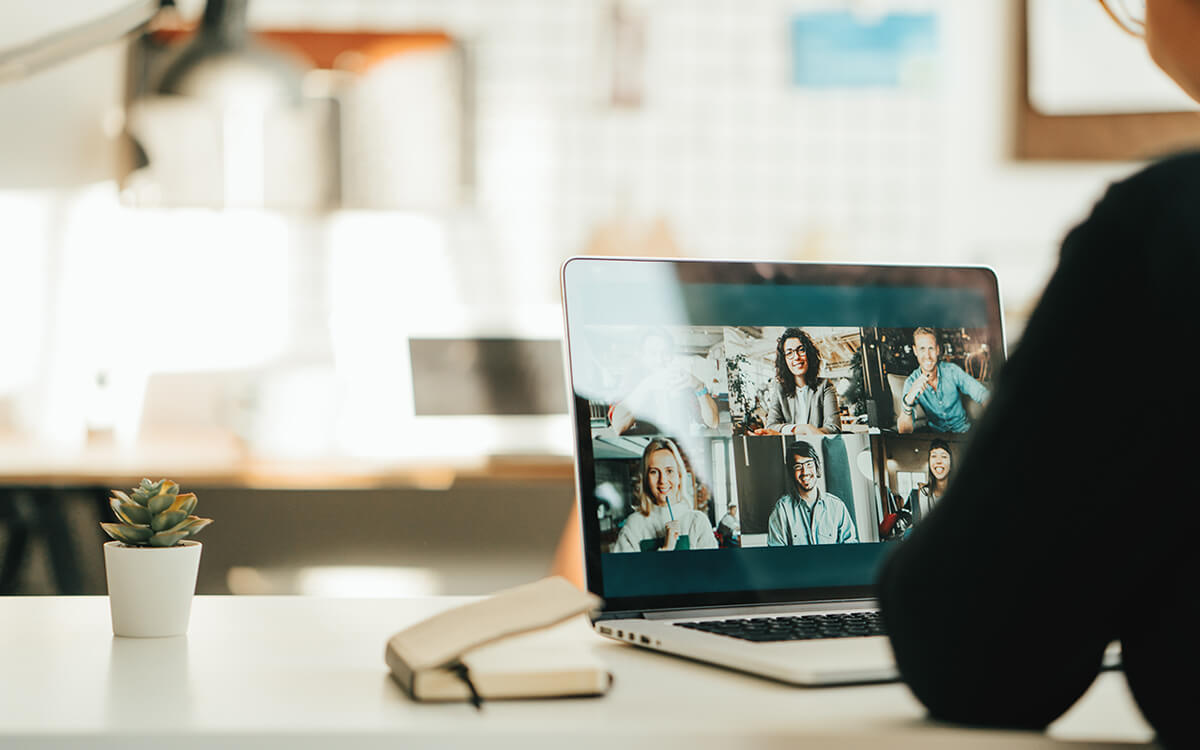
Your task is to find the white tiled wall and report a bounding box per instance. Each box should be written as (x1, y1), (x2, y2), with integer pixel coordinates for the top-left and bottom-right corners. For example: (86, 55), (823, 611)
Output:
(0, 0), (1151, 441)
(231, 0), (1136, 320)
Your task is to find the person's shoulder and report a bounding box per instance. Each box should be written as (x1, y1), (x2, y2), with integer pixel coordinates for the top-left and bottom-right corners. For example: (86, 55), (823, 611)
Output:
(1118, 151), (1200, 193)
(1079, 151), (1200, 267)
(824, 491), (850, 510)
(940, 361), (967, 375)
(1095, 151), (1200, 220)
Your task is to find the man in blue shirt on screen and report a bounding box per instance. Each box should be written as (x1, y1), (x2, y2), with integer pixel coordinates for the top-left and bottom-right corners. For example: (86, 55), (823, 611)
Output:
(898, 327), (990, 434)
(767, 441), (858, 546)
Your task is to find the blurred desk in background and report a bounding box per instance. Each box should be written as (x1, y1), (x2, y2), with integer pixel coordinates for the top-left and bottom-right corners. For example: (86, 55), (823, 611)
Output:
(0, 430), (575, 596)
(0, 429), (573, 489)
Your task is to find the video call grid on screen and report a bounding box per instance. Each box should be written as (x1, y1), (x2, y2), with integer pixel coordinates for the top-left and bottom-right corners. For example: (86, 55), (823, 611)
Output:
(561, 259), (1003, 608)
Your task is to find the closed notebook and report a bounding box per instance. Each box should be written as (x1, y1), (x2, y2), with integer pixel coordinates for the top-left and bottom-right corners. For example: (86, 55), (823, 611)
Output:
(384, 576), (610, 702)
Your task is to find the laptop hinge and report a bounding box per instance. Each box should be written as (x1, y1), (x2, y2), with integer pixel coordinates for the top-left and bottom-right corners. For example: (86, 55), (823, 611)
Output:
(640, 598), (879, 621)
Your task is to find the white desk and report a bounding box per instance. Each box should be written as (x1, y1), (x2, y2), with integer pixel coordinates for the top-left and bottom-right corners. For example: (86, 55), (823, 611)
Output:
(0, 596), (1155, 749)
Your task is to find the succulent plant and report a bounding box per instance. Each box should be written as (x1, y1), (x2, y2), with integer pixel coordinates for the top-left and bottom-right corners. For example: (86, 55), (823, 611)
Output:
(100, 478), (213, 547)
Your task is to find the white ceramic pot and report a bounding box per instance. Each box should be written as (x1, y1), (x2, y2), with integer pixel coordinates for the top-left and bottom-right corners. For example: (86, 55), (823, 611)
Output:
(104, 540), (202, 638)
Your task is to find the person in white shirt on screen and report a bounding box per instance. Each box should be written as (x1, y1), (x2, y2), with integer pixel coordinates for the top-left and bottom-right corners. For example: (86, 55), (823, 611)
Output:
(751, 328), (841, 436)
(767, 441), (858, 546)
(612, 437), (718, 553)
(609, 328), (719, 436)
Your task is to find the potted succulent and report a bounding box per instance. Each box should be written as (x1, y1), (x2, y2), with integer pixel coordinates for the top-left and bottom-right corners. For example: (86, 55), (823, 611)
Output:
(101, 478), (213, 637)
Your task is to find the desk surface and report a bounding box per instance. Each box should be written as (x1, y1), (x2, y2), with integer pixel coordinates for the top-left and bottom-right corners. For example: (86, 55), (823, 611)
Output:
(0, 596), (1155, 749)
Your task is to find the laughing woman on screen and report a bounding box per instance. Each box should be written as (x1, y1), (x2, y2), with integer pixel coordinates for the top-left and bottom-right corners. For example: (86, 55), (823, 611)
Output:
(751, 328), (840, 436)
(905, 439), (953, 524)
(612, 438), (718, 553)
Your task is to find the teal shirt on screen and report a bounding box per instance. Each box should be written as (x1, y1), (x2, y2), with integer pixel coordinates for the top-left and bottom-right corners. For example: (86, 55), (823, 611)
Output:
(904, 362), (989, 433)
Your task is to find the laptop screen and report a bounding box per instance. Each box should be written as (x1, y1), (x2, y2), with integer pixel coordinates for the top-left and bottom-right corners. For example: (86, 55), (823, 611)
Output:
(561, 258), (1004, 614)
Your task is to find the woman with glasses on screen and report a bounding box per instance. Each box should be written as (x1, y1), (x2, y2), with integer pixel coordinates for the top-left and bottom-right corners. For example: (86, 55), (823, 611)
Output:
(611, 437), (718, 553)
(751, 328), (841, 436)
(879, 2), (1195, 747)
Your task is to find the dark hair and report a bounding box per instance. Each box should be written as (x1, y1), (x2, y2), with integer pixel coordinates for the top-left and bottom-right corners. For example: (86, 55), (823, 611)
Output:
(787, 439), (822, 485)
(774, 327), (821, 391)
(927, 439), (953, 493)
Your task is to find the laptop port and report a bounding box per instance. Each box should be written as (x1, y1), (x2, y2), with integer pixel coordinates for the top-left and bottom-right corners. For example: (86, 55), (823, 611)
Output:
(617, 630), (623, 638)
(640, 635), (651, 645)
(599, 626), (612, 635)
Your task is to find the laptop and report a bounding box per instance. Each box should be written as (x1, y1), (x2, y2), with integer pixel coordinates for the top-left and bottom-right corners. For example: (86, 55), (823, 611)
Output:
(559, 257), (1006, 686)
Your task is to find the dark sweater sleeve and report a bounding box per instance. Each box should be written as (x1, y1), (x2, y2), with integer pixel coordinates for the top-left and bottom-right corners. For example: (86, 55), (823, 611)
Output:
(877, 153), (1200, 734)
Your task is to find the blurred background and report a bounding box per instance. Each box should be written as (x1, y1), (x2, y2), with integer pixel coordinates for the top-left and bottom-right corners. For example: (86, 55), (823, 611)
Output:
(2, 0), (1195, 596)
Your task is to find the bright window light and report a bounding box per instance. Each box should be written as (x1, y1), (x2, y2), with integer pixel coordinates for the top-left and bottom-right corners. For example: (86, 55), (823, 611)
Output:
(297, 566), (441, 598)
(327, 211), (445, 458)
(227, 565), (441, 598)
(0, 191), (51, 395)
(61, 191), (290, 372)
(1, 182), (293, 443)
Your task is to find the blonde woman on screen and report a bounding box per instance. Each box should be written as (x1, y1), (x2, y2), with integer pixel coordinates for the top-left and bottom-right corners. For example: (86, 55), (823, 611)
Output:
(612, 438), (717, 553)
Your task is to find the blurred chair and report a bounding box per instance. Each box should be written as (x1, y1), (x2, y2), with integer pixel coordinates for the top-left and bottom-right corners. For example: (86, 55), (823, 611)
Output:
(0, 491), (32, 593)
(0, 486), (103, 594)
(887, 372), (927, 430)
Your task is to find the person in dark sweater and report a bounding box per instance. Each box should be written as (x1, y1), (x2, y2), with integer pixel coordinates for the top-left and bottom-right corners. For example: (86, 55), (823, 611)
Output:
(877, 2), (1199, 747)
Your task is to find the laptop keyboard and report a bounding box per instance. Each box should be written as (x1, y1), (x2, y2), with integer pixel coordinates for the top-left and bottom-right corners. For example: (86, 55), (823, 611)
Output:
(676, 611), (885, 642)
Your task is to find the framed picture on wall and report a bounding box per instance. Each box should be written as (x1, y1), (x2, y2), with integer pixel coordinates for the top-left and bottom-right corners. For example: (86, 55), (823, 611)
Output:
(1018, 0), (1200, 160)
